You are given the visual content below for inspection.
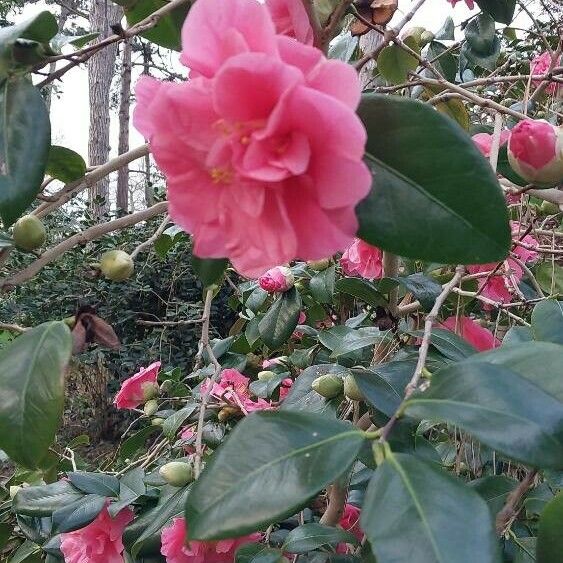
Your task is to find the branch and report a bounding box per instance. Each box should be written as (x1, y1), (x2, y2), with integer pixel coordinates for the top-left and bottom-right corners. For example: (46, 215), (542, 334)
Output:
(137, 318), (204, 327)
(301, 0), (323, 50)
(319, 481), (348, 526)
(0, 322), (28, 333)
(130, 214), (170, 259)
(496, 469), (538, 535)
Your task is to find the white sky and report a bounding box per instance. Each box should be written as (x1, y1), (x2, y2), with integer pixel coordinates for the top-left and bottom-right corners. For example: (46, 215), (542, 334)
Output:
(17, 0), (533, 166)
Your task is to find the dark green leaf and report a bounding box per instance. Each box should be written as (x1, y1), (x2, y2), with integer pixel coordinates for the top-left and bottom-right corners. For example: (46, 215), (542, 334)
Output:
(236, 544), (285, 563)
(407, 328), (477, 361)
(46, 146), (86, 183)
(191, 256), (228, 287)
(13, 480), (84, 516)
(537, 492), (563, 563)
(391, 273), (442, 312)
(532, 300), (563, 345)
(0, 522), (12, 550)
(0, 78), (51, 228)
(119, 425), (160, 460)
(361, 453), (499, 563)
(462, 14), (501, 70)
(468, 476), (518, 515)
(258, 287), (302, 349)
(0, 322), (71, 468)
(335, 277), (387, 307)
(404, 362), (563, 468)
(282, 523), (358, 553)
(162, 404), (197, 440)
(310, 265), (336, 304)
(330, 327), (383, 358)
(475, 0), (516, 24)
(378, 37), (419, 84)
(7, 540), (42, 563)
(435, 17), (454, 40)
(503, 326), (533, 346)
(68, 472), (120, 497)
(497, 144), (527, 187)
(186, 411), (365, 540)
(52, 494), (106, 533)
(356, 95), (510, 264)
(427, 41), (456, 82)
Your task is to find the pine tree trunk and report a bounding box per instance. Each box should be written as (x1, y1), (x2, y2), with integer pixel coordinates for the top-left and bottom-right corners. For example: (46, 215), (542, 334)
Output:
(116, 38), (132, 213)
(88, 0), (122, 218)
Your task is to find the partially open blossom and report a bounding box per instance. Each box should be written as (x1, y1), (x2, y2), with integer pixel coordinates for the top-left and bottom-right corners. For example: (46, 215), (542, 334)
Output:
(440, 316), (499, 351)
(530, 51), (560, 95)
(340, 239), (383, 279)
(472, 130), (510, 158)
(447, 0), (475, 9)
(337, 504), (363, 553)
(508, 119), (563, 185)
(265, 0), (313, 45)
(259, 266), (295, 292)
(61, 504), (133, 563)
(134, 0), (370, 278)
(114, 361), (161, 410)
(161, 517), (260, 563)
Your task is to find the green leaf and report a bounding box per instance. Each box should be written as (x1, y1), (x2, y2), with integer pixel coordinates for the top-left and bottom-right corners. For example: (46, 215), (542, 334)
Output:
(462, 14), (501, 70)
(52, 494), (106, 533)
(356, 95), (510, 265)
(468, 475), (518, 515)
(309, 265), (336, 304)
(407, 328), (477, 361)
(113, 0), (190, 51)
(404, 362), (563, 469)
(378, 36), (419, 85)
(119, 425), (160, 460)
(13, 480), (84, 516)
(0, 78), (51, 228)
(475, 0), (516, 24)
(258, 287), (302, 349)
(51, 32), (99, 51)
(7, 540), (42, 563)
(46, 145), (86, 183)
(426, 41), (457, 82)
(392, 273), (442, 312)
(0, 321), (71, 468)
(535, 263), (563, 296)
(236, 544), (285, 563)
(361, 453), (499, 563)
(537, 492), (563, 563)
(281, 364), (346, 415)
(185, 411), (365, 540)
(109, 467), (147, 516)
(497, 144), (527, 186)
(68, 472), (120, 497)
(282, 523), (358, 553)
(435, 16), (454, 40)
(162, 404), (197, 440)
(335, 277), (387, 307)
(532, 300), (563, 345)
(503, 325), (533, 346)
(191, 256), (228, 287)
(329, 327), (383, 359)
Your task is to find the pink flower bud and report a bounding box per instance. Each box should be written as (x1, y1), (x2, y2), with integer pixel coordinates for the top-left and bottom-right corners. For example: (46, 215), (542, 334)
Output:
(530, 51), (561, 95)
(508, 119), (563, 185)
(471, 131), (510, 158)
(258, 266), (295, 293)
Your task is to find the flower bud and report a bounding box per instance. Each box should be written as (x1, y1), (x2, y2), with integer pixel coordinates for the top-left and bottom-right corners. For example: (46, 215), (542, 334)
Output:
(63, 316), (76, 328)
(159, 461), (193, 487)
(151, 417), (164, 426)
(160, 379), (174, 394)
(142, 381), (160, 401)
(100, 249), (134, 281)
(9, 485), (21, 499)
(420, 30), (435, 45)
(258, 266), (294, 293)
(311, 374), (343, 398)
(307, 258), (331, 271)
(12, 215), (46, 251)
(143, 399), (159, 416)
(508, 119), (563, 185)
(258, 370), (276, 382)
(343, 374), (363, 401)
(218, 406), (239, 422)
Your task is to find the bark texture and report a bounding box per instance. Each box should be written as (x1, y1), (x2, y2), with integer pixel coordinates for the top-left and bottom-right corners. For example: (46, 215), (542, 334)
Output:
(116, 38), (132, 213)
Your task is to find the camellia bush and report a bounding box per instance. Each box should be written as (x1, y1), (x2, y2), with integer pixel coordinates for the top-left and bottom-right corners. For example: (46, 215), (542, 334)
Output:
(0, 0), (562, 562)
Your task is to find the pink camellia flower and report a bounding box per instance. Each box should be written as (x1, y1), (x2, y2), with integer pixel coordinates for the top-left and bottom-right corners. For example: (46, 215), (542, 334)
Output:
(472, 130), (510, 158)
(440, 316), (499, 351)
(447, 0), (475, 8)
(265, 0), (314, 45)
(114, 361), (161, 410)
(292, 310), (307, 339)
(279, 377), (293, 400)
(60, 504), (134, 563)
(340, 239), (383, 279)
(259, 266), (295, 293)
(510, 221), (539, 264)
(530, 51), (560, 95)
(180, 427), (196, 454)
(134, 0), (370, 278)
(508, 119), (563, 185)
(337, 504), (363, 553)
(161, 516), (260, 563)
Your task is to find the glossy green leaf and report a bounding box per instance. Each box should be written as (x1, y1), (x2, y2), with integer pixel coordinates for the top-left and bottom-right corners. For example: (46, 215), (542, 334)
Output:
(475, 0), (516, 24)
(191, 256), (228, 287)
(309, 265), (336, 304)
(462, 14), (501, 70)
(236, 544), (285, 563)
(186, 411), (365, 540)
(408, 328), (477, 361)
(7, 540), (42, 563)
(361, 453), (499, 563)
(162, 404), (197, 440)
(468, 475), (517, 515)
(0, 322), (71, 468)
(378, 36), (419, 85)
(535, 263), (563, 296)
(330, 327), (383, 358)
(52, 494), (106, 533)
(537, 492), (563, 563)
(258, 287), (302, 349)
(13, 480), (84, 516)
(119, 425), (160, 460)
(532, 300), (563, 345)
(392, 273), (442, 312)
(335, 277), (387, 307)
(0, 78), (51, 228)
(356, 95), (510, 264)
(404, 362), (563, 468)
(426, 41), (456, 82)
(435, 16), (454, 40)
(46, 145), (86, 183)
(68, 472), (120, 497)
(282, 523), (358, 553)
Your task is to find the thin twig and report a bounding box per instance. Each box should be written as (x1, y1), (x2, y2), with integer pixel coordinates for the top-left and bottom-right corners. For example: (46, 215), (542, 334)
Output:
(130, 214), (170, 259)
(496, 469), (538, 535)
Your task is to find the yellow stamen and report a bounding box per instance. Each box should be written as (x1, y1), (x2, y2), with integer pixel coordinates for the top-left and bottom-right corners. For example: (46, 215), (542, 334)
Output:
(209, 167), (233, 184)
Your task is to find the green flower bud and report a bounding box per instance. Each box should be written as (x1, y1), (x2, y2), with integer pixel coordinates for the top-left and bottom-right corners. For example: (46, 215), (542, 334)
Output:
(159, 461), (194, 487)
(151, 417), (164, 426)
(62, 316), (76, 328)
(143, 399), (159, 416)
(420, 30), (435, 46)
(311, 374), (343, 398)
(343, 374), (363, 401)
(307, 258), (331, 271)
(160, 379), (174, 394)
(13, 215), (46, 251)
(100, 249), (134, 281)
(142, 381), (160, 401)
(258, 370), (276, 382)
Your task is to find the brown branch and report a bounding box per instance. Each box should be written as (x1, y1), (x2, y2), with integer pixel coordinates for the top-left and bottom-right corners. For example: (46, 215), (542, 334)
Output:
(319, 481), (348, 526)
(496, 469), (538, 535)
(0, 322), (28, 333)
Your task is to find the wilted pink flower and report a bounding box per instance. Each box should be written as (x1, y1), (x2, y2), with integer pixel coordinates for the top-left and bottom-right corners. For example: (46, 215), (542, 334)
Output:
(508, 119), (563, 185)
(161, 517), (260, 563)
(180, 427), (196, 454)
(266, 0), (313, 45)
(61, 504), (133, 563)
(134, 0), (370, 278)
(531, 51), (560, 95)
(114, 361), (161, 410)
(472, 131), (510, 158)
(447, 0), (475, 8)
(440, 316), (499, 351)
(279, 377), (293, 400)
(340, 239), (383, 279)
(259, 266), (295, 292)
(292, 310), (307, 339)
(510, 221), (539, 264)
(337, 504), (363, 553)
(467, 262), (522, 305)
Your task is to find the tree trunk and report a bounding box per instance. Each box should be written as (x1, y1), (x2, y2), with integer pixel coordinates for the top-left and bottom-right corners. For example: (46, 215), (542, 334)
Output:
(88, 0), (122, 218)
(116, 38), (132, 213)
(142, 43), (155, 207)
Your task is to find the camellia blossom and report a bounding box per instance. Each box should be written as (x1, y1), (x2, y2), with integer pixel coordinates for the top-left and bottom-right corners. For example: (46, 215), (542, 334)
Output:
(180, 426), (196, 454)
(161, 517), (260, 563)
(340, 238), (383, 279)
(337, 504), (363, 553)
(440, 316), (499, 351)
(292, 310), (307, 339)
(265, 0), (313, 45)
(279, 377), (293, 400)
(447, 0), (475, 9)
(114, 361), (161, 410)
(60, 504), (133, 563)
(134, 0), (370, 277)
(259, 266), (295, 292)
(508, 119), (563, 185)
(472, 130), (510, 158)
(530, 51), (560, 94)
